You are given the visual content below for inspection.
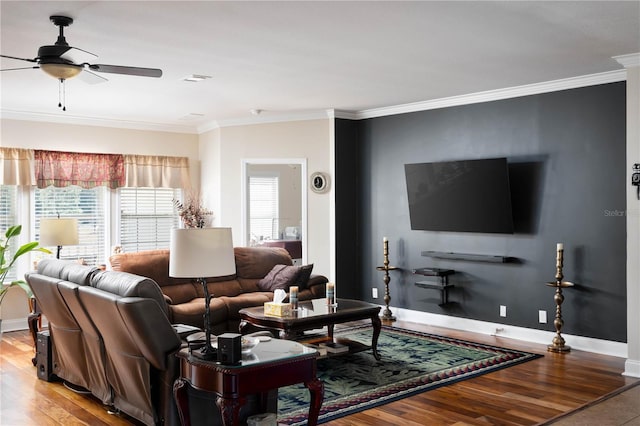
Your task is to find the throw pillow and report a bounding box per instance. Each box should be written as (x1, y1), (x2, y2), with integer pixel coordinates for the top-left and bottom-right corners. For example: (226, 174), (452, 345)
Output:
(296, 263), (314, 289)
(257, 264), (301, 292)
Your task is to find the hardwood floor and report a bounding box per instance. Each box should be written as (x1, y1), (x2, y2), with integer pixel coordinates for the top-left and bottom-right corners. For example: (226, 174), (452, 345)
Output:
(1, 321), (637, 425)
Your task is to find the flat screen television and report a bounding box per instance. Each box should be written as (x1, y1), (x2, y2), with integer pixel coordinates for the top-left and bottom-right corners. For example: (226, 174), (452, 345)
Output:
(404, 157), (514, 234)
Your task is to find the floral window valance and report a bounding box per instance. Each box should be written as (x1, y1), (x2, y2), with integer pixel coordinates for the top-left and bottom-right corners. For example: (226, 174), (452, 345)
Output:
(124, 154), (191, 188)
(0, 147), (36, 186)
(1, 148), (190, 190)
(35, 150), (125, 189)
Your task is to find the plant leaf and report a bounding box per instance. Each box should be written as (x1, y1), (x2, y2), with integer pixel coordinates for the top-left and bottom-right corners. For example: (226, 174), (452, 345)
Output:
(13, 242), (40, 258)
(5, 225), (22, 239)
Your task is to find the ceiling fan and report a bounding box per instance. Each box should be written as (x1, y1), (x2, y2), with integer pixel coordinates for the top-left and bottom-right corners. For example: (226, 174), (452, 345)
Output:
(0, 15), (163, 110)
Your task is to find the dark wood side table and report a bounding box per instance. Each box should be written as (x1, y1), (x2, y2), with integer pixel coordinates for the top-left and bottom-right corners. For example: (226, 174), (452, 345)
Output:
(174, 339), (323, 426)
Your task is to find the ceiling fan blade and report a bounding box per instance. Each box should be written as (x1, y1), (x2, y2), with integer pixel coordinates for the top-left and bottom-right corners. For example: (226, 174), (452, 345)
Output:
(1, 54), (37, 63)
(1, 66), (40, 72)
(60, 46), (97, 64)
(87, 64), (162, 78)
(77, 69), (108, 85)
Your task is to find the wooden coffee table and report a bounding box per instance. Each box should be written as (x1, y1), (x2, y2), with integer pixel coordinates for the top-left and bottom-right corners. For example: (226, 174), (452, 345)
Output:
(239, 298), (382, 360)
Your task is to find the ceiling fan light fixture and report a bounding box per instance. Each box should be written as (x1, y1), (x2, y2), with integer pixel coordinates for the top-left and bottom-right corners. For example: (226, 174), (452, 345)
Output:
(40, 62), (83, 79)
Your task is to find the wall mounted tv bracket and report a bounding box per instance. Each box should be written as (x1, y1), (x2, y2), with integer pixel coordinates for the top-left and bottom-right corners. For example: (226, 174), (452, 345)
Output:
(632, 163), (640, 200)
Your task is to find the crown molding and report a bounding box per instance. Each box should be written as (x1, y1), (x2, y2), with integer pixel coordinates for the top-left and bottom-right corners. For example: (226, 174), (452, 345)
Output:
(332, 109), (360, 120)
(2, 68), (631, 132)
(0, 109), (199, 134)
(203, 110), (333, 132)
(614, 53), (640, 68)
(353, 69), (627, 120)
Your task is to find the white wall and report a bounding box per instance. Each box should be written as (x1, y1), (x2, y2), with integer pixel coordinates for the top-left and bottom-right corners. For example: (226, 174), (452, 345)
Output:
(199, 119), (333, 279)
(624, 64), (640, 377)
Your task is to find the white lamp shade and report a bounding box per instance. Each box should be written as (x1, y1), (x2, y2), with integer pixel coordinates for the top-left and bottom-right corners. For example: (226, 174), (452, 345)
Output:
(40, 218), (79, 246)
(169, 227), (236, 278)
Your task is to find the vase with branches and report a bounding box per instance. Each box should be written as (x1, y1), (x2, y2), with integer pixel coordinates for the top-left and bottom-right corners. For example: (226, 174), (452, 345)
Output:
(173, 191), (213, 229)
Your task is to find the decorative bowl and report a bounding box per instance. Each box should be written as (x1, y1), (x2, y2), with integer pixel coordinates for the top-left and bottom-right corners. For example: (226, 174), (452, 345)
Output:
(241, 336), (259, 353)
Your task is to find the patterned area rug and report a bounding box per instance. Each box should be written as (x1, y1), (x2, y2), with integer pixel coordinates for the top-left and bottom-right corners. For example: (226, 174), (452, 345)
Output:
(278, 324), (542, 425)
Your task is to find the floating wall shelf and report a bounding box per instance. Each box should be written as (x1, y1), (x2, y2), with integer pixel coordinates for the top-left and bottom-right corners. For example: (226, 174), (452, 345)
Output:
(412, 267), (455, 305)
(421, 251), (514, 263)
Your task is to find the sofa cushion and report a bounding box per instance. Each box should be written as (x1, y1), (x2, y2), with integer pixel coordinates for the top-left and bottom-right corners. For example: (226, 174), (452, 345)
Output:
(169, 297), (229, 327)
(296, 263), (314, 289)
(37, 258), (98, 285)
(90, 270), (169, 316)
(110, 249), (199, 304)
(219, 292), (274, 320)
(234, 247), (292, 279)
(257, 264), (301, 291)
(203, 279), (245, 298)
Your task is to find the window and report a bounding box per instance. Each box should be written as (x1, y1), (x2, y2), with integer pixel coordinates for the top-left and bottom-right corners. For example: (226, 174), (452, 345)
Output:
(118, 187), (180, 253)
(0, 185), (18, 281)
(34, 186), (107, 266)
(248, 175), (279, 245)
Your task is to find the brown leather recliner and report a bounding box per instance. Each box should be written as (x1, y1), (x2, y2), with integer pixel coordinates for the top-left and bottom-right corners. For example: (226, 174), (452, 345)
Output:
(28, 260), (183, 425)
(26, 260), (112, 404)
(78, 270), (182, 426)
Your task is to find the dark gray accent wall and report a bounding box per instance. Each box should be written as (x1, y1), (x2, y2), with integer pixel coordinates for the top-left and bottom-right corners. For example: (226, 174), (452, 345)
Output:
(335, 82), (627, 342)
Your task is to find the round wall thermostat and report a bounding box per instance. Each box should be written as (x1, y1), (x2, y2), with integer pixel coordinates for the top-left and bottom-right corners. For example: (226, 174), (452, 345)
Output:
(310, 172), (330, 193)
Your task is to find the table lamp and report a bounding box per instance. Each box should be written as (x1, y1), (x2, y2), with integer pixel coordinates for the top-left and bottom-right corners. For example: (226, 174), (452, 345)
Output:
(40, 218), (79, 259)
(169, 227), (236, 360)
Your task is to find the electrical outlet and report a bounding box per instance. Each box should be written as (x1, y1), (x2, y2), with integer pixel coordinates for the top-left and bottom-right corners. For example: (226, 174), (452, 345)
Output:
(500, 305), (507, 317)
(539, 310), (547, 323)
(372, 288), (378, 299)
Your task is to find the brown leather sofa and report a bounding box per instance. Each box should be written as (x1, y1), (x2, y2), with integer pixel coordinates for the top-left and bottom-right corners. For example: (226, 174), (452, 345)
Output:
(26, 259), (183, 426)
(109, 246), (328, 334)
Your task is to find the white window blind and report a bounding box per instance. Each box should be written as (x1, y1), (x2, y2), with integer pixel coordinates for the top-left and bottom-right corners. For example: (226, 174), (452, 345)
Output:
(0, 185), (18, 281)
(118, 187), (180, 253)
(35, 186), (106, 266)
(249, 175), (279, 243)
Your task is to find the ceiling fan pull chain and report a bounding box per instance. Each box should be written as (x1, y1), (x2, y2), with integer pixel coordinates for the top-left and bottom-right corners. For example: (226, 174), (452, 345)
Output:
(57, 78), (66, 111)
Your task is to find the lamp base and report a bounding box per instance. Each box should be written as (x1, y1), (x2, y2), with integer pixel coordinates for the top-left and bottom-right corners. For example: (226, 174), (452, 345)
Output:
(191, 345), (217, 361)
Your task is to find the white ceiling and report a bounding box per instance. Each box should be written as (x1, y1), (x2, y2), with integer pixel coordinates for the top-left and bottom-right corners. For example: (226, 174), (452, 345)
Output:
(1, 1), (639, 133)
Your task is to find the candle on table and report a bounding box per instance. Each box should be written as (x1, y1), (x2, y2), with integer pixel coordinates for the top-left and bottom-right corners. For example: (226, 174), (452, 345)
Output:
(326, 282), (335, 305)
(557, 243), (564, 251)
(289, 286), (298, 309)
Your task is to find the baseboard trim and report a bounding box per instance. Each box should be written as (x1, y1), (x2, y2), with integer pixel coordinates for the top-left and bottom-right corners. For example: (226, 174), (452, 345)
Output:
(0, 317), (29, 332)
(623, 359), (640, 378)
(388, 306), (628, 358)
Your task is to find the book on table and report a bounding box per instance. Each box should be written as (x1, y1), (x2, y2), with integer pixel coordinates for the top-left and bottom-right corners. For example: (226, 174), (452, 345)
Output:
(303, 343), (328, 356)
(319, 342), (349, 353)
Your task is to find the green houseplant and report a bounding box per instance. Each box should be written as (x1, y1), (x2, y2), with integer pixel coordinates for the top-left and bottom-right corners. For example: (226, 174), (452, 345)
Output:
(1, 225), (51, 333)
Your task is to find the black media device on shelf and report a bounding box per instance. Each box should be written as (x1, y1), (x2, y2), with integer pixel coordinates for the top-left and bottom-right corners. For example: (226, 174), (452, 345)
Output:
(404, 157), (514, 234)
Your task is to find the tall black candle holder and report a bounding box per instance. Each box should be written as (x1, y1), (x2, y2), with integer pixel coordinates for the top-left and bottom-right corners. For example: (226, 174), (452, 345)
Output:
(546, 244), (574, 353)
(376, 238), (398, 322)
